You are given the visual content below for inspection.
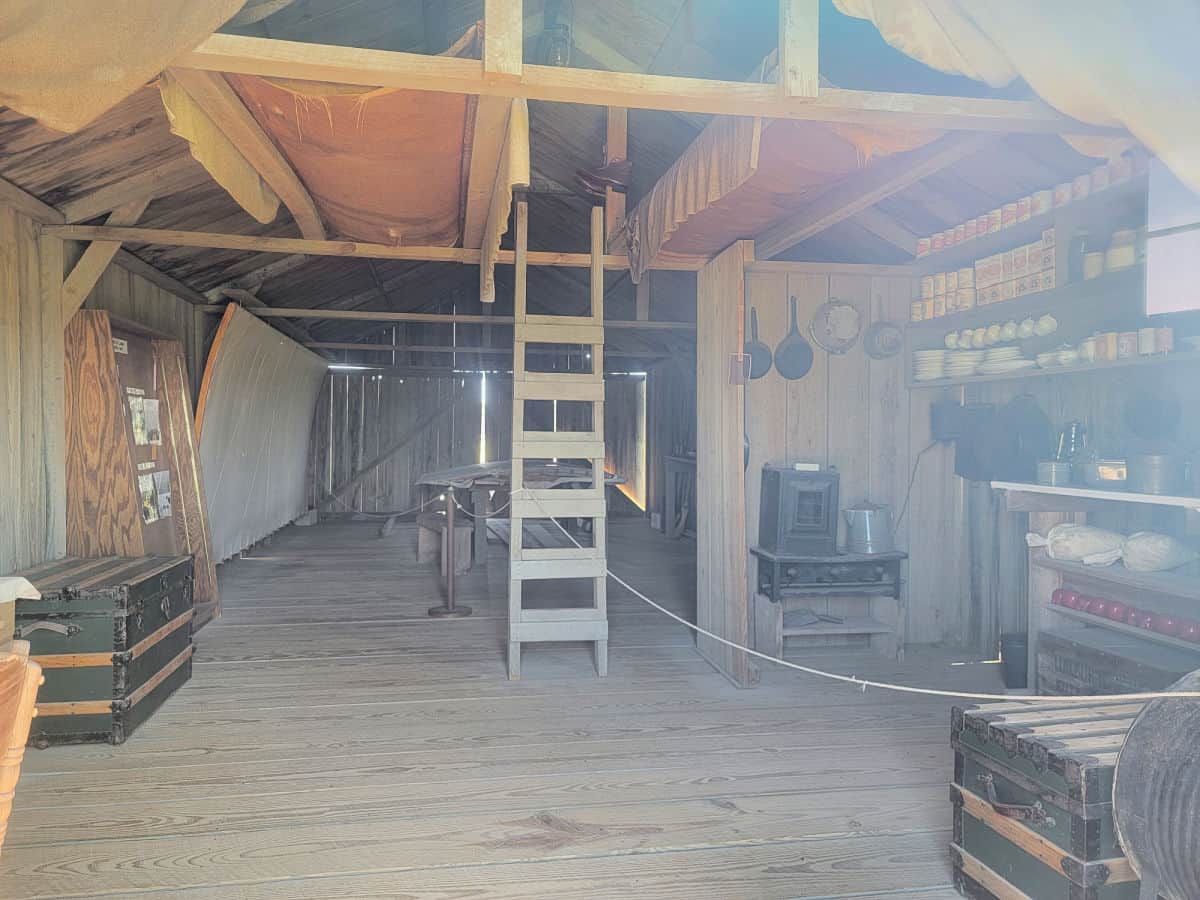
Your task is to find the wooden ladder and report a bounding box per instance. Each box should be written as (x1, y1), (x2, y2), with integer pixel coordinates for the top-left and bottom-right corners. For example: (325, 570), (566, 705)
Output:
(507, 201), (608, 680)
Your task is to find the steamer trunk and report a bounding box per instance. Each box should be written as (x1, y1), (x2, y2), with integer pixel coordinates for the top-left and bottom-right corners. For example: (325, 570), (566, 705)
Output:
(9, 556), (195, 746)
(950, 699), (1141, 900)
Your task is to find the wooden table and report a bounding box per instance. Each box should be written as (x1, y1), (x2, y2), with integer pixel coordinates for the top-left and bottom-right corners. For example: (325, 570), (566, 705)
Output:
(749, 547), (907, 659)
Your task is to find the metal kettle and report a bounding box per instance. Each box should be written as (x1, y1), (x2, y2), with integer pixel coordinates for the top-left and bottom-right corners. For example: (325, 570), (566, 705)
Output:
(843, 503), (895, 555)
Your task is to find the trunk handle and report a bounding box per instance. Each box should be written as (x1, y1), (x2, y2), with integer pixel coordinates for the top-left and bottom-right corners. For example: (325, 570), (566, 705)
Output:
(976, 774), (1056, 827)
(16, 620), (82, 639)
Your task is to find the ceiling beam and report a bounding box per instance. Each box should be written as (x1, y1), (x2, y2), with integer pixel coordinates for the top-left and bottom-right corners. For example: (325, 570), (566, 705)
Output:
(166, 67), (326, 240)
(177, 33), (1125, 136)
(62, 197), (152, 319)
(850, 206), (920, 256)
(197, 305), (696, 330)
(779, 0), (819, 99)
(44, 224), (706, 270)
(60, 156), (207, 223)
(0, 175), (63, 223)
(304, 341), (669, 359)
(755, 131), (997, 259)
(202, 253), (309, 300)
(483, 0), (523, 82)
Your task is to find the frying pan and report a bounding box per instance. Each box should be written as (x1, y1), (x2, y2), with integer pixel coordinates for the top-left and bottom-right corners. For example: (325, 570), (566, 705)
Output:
(745, 307), (772, 379)
(774, 296), (814, 380)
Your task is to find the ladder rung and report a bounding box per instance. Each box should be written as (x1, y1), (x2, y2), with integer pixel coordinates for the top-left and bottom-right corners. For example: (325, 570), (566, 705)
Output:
(511, 618), (608, 643)
(511, 557), (606, 580)
(519, 608), (606, 623)
(518, 322), (603, 345)
(517, 546), (602, 562)
(513, 379), (604, 402)
(516, 429), (601, 447)
(523, 313), (601, 328)
(516, 368), (602, 385)
(511, 495), (606, 519)
(513, 440), (604, 459)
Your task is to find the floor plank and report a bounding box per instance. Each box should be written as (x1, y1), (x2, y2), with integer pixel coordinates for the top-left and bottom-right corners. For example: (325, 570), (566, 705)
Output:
(2, 519), (1003, 898)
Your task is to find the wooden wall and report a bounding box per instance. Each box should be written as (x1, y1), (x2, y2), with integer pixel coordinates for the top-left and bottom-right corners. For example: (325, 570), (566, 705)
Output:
(82, 264), (207, 396)
(744, 266), (969, 648)
(646, 359), (696, 526)
(604, 374), (647, 509)
(0, 208), (66, 574)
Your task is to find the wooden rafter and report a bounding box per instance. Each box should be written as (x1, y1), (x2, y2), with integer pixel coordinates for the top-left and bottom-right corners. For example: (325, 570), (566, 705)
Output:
(61, 197), (152, 319)
(177, 33), (1124, 135)
(480, 99), (531, 302)
(303, 341), (669, 359)
(851, 207), (920, 255)
(202, 254), (309, 300)
(779, 0), (819, 99)
(165, 68), (325, 240)
(197, 305), (696, 330)
(755, 131), (997, 259)
(60, 157), (207, 223)
(45, 224), (705, 271)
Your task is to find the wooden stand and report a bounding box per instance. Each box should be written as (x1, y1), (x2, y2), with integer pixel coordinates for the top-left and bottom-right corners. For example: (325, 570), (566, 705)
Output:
(507, 202), (609, 679)
(0, 641), (42, 858)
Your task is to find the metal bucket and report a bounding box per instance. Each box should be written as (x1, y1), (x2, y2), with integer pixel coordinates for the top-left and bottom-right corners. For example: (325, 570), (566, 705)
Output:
(843, 503), (894, 555)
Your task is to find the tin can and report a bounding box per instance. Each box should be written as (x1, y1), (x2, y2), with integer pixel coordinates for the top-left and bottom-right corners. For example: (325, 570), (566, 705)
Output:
(933, 272), (947, 295)
(1016, 196), (1032, 222)
(1156, 327), (1174, 354)
(1031, 190), (1053, 216)
(916, 236), (931, 257)
(957, 267), (974, 287)
(1083, 251), (1105, 280)
(921, 275), (935, 299)
(932, 231), (946, 252)
(1072, 174), (1091, 199)
(932, 295), (946, 317)
(987, 209), (1002, 233)
(1091, 164), (1110, 193)
(1117, 331), (1137, 359)
(964, 218), (978, 241)
(1138, 328), (1157, 355)
(1053, 182), (1072, 207)
(922, 298), (935, 320)
(1078, 337), (1096, 363)
(957, 288), (976, 310)
(1096, 332), (1118, 361)
(977, 214), (991, 236)
(1002, 202), (1018, 227)
(954, 223), (966, 245)
(946, 270), (959, 293)
(911, 301), (924, 322)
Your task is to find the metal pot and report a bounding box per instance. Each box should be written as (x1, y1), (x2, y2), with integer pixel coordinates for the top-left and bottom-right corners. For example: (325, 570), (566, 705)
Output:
(1077, 458), (1127, 489)
(1036, 460), (1072, 487)
(1127, 452), (1184, 495)
(843, 503), (894, 555)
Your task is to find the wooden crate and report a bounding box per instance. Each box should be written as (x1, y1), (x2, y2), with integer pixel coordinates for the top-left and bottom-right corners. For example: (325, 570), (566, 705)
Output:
(10, 556), (194, 746)
(1038, 627), (1196, 696)
(950, 698), (1142, 899)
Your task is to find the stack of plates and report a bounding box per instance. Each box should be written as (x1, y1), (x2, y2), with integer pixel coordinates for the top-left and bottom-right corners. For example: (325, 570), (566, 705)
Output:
(978, 346), (1036, 375)
(913, 349), (946, 382)
(946, 350), (984, 378)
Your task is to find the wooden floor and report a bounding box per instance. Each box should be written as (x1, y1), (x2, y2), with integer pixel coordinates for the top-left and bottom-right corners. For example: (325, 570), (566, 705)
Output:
(2, 519), (1003, 899)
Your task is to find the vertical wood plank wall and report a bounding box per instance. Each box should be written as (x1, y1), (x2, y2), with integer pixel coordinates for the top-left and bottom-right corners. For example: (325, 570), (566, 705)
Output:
(0, 207), (66, 574)
(743, 270), (970, 648)
(696, 241), (755, 687)
(604, 375), (647, 509)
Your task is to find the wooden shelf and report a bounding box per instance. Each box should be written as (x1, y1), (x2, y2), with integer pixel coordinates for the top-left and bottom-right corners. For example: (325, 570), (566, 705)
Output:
(1034, 556), (1200, 602)
(777, 583), (900, 598)
(992, 481), (1200, 511)
(782, 614), (893, 637)
(1049, 605), (1200, 655)
(908, 347), (1200, 390)
(906, 265), (1143, 339)
(911, 175), (1147, 275)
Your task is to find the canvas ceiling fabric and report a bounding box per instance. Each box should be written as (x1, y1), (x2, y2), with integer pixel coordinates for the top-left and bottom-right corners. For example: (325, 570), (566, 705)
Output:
(0, 0), (242, 133)
(835, 0), (1200, 193)
(224, 25), (483, 246)
(625, 116), (934, 280)
(158, 72), (281, 225)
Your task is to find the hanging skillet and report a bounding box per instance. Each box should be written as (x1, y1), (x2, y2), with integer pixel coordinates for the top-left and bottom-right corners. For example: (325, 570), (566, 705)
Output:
(810, 299), (862, 355)
(744, 307), (772, 379)
(774, 296), (814, 380)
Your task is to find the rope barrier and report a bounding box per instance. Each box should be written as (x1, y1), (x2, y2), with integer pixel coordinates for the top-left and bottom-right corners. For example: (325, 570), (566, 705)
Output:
(511, 489), (1200, 703)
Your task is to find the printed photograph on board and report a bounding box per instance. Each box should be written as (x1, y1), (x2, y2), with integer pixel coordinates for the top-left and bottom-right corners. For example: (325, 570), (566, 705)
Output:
(128, 395), (148, 446)
(138, 472), (159, 524)
(153, 470), (173, 519)
(143, 398), (163, 446)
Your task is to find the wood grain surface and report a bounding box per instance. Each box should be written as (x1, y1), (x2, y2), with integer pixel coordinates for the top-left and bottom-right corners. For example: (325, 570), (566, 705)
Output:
(1, 519), (1005, 898)
(63, 311), (144, 558)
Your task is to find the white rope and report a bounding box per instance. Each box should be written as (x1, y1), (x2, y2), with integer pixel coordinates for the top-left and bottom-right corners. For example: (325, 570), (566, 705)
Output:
(512, 489), (1200, 703)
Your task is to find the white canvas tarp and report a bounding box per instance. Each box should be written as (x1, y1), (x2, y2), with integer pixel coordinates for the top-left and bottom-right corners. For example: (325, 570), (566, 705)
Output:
(835, 0), (1200, 193)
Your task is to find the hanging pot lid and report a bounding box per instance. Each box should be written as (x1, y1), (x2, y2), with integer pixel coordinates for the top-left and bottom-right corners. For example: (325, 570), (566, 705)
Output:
(809, 299), (861, 354)
(863, 320), (903, 359)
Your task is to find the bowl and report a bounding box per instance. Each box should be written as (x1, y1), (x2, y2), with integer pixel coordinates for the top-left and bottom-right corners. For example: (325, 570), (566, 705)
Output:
(1035, 314), (1058, 336)
(1001, 321), (1019, 341)
(1057, 349), (1080, 366)
(1018, 318), (1037, 339)
(945, 332), (959, 349)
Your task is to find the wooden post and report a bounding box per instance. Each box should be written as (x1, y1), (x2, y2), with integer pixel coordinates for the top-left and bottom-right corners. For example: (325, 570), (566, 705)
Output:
(778, 0), (819, 99)
(483, 0), (523, 82)
(604, 107), (628, 250)
(636, 277), (650, 321)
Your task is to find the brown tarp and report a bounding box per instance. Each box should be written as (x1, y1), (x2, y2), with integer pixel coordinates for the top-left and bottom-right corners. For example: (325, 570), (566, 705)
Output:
(225, 25), (484, 246)
(0, 0), (242, 133)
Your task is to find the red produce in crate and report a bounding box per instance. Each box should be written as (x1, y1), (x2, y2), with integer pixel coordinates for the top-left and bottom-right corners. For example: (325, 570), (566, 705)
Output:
(1178, 620), (1200, 643)
(1151, 613), (1182, 636)
(1087, 597), (1110, 618)
(1062, 589), (1083, 609)
(1135, 610), (1157, 630)
(1105, 600), (1129, 621)
(1125, 607), (1143, 625)
(1051, 588), (1066, 606)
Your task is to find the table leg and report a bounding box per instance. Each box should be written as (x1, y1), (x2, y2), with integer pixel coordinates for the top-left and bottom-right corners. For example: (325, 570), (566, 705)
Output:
(429, 487), (472, 618)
